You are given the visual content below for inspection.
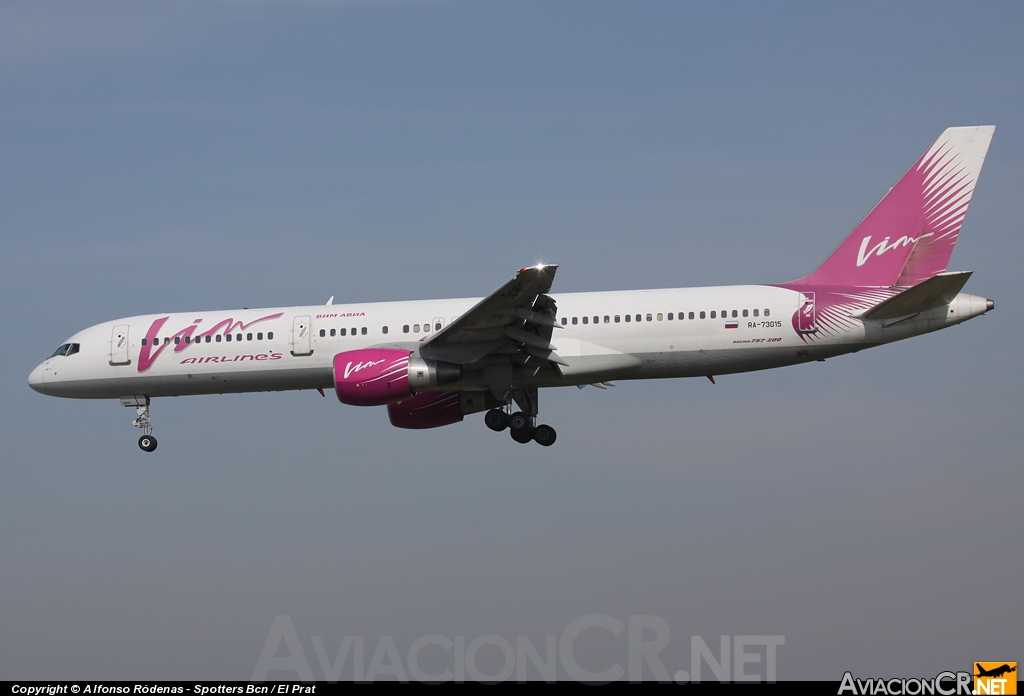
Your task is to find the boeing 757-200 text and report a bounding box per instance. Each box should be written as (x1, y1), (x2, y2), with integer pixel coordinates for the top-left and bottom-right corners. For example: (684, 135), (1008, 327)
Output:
(29, 126), (996, 450)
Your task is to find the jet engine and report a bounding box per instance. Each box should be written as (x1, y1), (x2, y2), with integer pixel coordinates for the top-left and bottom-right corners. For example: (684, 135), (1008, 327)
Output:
(333, 348), (462, 406)
(387, 391), (464, 429)
(388, 390), (497, 429)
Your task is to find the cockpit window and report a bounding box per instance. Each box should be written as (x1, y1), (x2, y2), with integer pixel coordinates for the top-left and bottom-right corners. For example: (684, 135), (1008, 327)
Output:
(49, 343), (80, 357)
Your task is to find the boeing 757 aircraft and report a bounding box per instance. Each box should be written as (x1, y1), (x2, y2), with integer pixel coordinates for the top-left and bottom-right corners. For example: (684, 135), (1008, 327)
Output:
(29, 126), (996, 451)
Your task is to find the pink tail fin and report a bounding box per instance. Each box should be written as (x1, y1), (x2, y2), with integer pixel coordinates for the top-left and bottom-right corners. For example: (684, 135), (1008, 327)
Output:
(795, 126), (995, 288)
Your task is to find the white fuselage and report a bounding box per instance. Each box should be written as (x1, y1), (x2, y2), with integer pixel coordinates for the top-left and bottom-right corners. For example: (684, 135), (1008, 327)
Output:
(28, 284), (990, 400)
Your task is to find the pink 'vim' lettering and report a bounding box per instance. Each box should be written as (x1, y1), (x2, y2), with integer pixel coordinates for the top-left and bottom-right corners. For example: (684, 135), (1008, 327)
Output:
(343, 359), (385, 380)
(138, 313), (283, 372)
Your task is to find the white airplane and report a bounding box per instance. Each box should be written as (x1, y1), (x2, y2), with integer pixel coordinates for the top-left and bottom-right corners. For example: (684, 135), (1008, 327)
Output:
(29, 126), (996, 451)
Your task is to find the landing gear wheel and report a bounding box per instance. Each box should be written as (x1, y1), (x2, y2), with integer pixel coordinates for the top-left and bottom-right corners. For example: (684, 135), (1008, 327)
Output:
(533, 424), (557, 447)
(508, 411), (534, 444)
(508, 411), (530, 431)
(125, 397), (157, 452)
(484, 408), (509, 432)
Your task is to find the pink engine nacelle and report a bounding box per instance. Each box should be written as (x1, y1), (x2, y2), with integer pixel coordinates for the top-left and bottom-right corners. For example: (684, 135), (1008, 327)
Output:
(387, 391), (464, 429)
(333, 348), (462, 407)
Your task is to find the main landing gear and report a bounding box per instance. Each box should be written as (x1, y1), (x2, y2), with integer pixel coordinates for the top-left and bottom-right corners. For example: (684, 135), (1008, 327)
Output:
(485, 408), (557, 447)
(121, 395), (157, 452)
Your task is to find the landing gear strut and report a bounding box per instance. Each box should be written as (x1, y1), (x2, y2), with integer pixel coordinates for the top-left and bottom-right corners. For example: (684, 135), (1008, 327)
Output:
(122, 395), (157, 452)
(483, 406), (557, 447)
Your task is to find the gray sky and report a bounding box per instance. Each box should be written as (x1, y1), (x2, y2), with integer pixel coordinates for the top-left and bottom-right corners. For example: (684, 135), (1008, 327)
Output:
(2, 0), (1021, 681)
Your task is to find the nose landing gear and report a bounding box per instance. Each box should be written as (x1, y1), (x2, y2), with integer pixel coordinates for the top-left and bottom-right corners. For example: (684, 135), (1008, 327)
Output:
(121, 395), (157, 452)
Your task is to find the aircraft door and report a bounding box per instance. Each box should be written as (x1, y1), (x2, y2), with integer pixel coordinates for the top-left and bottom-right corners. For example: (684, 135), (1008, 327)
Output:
(291, 315), (312, 356)
(796, 292), (817, 333)
(109, 324), (131, 365)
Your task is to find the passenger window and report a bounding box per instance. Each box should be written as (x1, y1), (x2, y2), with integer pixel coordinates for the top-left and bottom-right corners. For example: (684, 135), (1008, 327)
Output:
(656, 313), (663, 321)
(593, 316), (599, 324)
(689, 311), (695, 320)
(361, 327), (367, 335)
(561, 317), (567, 326)
(742, 309), (748, 317)
(765, 309), (771, 316)
(141, 338), (148, 346)
(216, 335), (222, 342)
(732, 310), (738, 318)
(710, 311), (716, 319)
(667, 313), (673, 320)
(404, 325), (410, 333)
(174, 337), (180, 345)
(435, 323), (442, 331)
(329, 329), (335, 337)
(753, 309), (759, 317)
(351, 327), (356, 335)
(319, 329), (326, 337)
(225, 334), (232, 342)
(582, 316), (589, 324)
(165, 337), (171, 345)
(700, 311), (706, 319)
(625, 314), (631, 322)
(604, 316), (610, 323)
(572, 317), (578, 325)
(614, 315), (620, 323)
(257, 332), (263, 340)
(382, 326), (389, 334)
(414, 324), (420, 332)
(340, 328), (346, 336)
(237, 334), (242, 342)
(268, 332), (274, 340)
(636, 314), (642, 322)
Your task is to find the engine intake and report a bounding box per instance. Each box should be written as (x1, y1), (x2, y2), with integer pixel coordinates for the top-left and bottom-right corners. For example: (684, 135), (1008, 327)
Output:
(333, 349), (462, 406)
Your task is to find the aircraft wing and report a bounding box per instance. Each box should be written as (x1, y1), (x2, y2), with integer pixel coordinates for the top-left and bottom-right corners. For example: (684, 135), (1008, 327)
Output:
(421, 264), (564, 366)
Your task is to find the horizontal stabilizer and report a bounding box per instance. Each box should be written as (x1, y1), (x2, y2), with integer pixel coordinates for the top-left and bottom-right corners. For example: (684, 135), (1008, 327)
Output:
(859, 271), (972, 320)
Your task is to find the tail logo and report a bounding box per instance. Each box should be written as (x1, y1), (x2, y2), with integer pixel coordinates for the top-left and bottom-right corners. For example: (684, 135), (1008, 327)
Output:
(856, 233), (933, 268)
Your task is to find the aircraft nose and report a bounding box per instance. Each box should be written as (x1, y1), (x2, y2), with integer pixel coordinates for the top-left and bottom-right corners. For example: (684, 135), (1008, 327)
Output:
(28, 363), (47, 394)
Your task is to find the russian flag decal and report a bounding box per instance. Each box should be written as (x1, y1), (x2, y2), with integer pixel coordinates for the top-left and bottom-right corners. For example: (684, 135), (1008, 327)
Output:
(725, 321), (739, 329)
